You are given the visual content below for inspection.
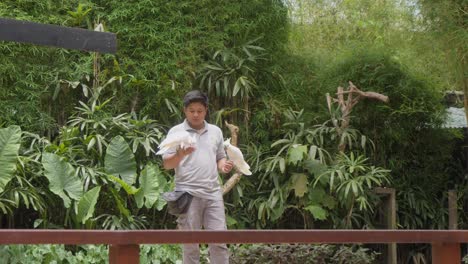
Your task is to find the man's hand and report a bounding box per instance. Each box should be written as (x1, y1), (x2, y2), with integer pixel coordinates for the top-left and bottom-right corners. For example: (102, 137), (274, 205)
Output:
(219, 160), (234, 174)
(163, 146), (195, 170)
(177, 146), (196, 157)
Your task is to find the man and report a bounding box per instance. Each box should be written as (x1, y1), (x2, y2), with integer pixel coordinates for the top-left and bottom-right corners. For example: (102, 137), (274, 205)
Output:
(163, 90), (233, 264)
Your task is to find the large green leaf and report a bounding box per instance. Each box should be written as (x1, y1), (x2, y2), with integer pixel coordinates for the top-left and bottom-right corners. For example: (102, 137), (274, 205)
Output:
(135, 164), (167, 209)
(305, 205), (327, 220)
(0, 126), (21, 193)
(290, 173), (308, 197)
(105, 136), (136, 186)
(308, 187), (336, 209)
(287, 144), (307, 165)
(41, 152), (83, 208)
(76, 186), (101, 224)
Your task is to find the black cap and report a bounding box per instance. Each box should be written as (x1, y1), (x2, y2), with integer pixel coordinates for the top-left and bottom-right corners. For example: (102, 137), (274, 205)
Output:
(183, 90), (208, 107)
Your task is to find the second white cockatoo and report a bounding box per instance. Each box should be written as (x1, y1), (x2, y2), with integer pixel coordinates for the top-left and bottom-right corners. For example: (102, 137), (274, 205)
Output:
(223, 138), (252, 176)
(156, 131), (197, 155)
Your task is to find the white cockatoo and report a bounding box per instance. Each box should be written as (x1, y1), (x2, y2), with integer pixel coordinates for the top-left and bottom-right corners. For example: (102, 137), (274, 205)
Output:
(156, 131), (197, 155)
(223, 138), (252, 176)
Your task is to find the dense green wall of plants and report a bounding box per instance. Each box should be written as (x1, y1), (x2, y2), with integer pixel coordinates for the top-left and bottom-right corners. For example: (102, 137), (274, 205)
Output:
(0, 1), (90, 133)
(0, 0), (290, 230)
(0, 0), (467, 261)
(0, 0), (465, 240)
(0, 0), (288, 133)
(315, 46), (464, 229)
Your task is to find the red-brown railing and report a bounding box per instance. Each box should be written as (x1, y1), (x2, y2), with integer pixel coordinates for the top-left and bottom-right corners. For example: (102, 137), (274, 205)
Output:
(0, 229), (467, 264)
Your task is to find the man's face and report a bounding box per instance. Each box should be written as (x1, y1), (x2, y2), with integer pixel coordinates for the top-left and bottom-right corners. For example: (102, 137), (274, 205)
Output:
(184, 102), (207, 129)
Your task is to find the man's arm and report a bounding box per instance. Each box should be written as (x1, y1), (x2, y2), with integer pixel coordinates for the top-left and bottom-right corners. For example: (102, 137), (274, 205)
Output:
(163, 147), (195, 170)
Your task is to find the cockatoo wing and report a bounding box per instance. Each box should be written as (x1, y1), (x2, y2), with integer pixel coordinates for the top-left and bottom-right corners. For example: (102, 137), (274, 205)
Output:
(226, 145), (252, 176)
(156, 131), (194, 155)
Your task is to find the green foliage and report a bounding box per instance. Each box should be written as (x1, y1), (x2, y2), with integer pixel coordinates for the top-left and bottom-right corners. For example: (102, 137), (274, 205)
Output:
(0, 126), (22, 193)
(0, 244), (107, 264)
(140, 244), (182, 264)
(197, 39), (288, 139)
(95, 212), (148, 230)
(314, 152), (390, 228)
(197, 41), (264, 128)
(135, 164), (167, 210)
(0, 89), (170, 228)
(419, 0), (467, 91)
(0, 0), (463, 244)
(76, 186), (101, 224)
(0, 244), (182, 264)
(0, 160), (46, 223)
(236, 106), (389, 229)
(287, 0), (456, 92)
(0, 0), (289, 133)
(67, 3), (93, 27)
(89, 0), (288, 121)
(316, 47), (463, 229)
(0, 1), (93, 134)
(105, 136), (137, 186)
(230, 244), (378, 264)
(41, 152), (83, 208)
(0, 0), (290, 230)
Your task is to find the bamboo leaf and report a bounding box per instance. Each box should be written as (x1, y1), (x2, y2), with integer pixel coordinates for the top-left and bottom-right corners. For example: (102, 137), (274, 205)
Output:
(279, 157), (286, 174)
(233, 78), (242, 97)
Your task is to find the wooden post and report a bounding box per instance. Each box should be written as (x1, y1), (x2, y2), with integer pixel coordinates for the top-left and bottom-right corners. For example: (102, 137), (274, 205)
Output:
(448, 190), (458, 230)
(375, 187), (397, 264)
(109, 244), (140, 264)
(432, 243), (461, 264)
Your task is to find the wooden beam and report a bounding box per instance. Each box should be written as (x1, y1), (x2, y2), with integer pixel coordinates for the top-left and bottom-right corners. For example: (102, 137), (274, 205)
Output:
(0, 230), (466, 263)
(109, 244), (139, 264)
(0, 18), (117, 53)
(0, 229), (467, 245)
(432, 243), (461, 264)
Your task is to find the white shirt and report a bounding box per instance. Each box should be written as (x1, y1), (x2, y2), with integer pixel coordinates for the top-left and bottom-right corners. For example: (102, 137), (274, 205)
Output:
(163, 120), (226, 201)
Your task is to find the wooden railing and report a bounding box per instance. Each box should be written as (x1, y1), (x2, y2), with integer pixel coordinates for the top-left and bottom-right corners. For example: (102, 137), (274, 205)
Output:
(0, 229), (467, 264)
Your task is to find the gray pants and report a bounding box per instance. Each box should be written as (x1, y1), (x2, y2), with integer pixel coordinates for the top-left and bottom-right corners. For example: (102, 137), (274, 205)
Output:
(177, 196), (229, 264)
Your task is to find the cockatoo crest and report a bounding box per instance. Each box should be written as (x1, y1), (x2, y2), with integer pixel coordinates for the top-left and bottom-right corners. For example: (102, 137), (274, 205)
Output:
(223, 138), (252, 176)
(156, 131), (197, 155)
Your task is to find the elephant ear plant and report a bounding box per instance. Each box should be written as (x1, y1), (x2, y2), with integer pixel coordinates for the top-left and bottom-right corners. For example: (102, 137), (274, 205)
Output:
(0, 126), (22, 194)
(0, 126), (26, 217)
(0, 126), (47, 227)
(3, 88), (170, 230)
